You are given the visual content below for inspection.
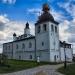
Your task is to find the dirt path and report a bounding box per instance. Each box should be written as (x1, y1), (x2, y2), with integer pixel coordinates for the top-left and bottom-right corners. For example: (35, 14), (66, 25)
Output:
(0, 64), (64, 75)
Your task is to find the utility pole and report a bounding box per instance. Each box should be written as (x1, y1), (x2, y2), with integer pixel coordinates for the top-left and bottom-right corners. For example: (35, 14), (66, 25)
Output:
(63, 41), (67, 69)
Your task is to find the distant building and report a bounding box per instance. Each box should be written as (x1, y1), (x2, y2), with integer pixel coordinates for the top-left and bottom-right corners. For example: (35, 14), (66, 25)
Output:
(3, 4), (73, 62)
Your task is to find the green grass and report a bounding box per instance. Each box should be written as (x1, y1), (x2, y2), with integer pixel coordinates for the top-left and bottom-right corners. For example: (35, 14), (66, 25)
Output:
(57, 63), (75, 75)
(0, 59), (59, 74)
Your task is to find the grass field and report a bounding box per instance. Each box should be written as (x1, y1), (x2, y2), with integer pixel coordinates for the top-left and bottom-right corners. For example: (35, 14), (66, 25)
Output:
(57, 63), (75, 75)
(0, 59), (59, 74)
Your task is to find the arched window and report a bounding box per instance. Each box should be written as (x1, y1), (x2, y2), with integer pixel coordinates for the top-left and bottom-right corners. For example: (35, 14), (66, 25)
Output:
(51, 24), (54, 32)
(16, 44), (18, 49)
(54, 55), (56, 62)
(37, 25), (40, 33)
(5, 45), (7, 50)
(55, 26), (57, 33)
(19, 56), (21, 60)
(42, 42), (44, 46)
(43, 24), (46, 31)
(8, 45), (10, 50)
(30, 55), (32, 59)
(29, 42), (32, 48)
(22, 43), (25, 49)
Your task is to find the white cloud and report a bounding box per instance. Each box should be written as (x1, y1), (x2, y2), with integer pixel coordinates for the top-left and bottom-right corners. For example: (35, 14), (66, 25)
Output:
(51, 10), (66, 22)
(27, 8), (42, 16)
(0, 14), (9, 23)
(58, 1), (75, 18)
(0, 14), (35, 53)
(2, 0), (16, 4)
(59, 20), (70, 41)
(27, 7), (66, 22)
(59, 18), (75, 53)
(57, 1), (75, 53)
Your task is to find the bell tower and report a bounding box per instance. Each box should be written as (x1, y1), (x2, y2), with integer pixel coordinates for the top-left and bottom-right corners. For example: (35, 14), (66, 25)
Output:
(35, 3), (60, 62)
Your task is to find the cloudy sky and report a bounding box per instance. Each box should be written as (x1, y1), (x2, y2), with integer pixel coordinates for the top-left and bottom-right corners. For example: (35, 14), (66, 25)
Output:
(0, 0), (75, 53)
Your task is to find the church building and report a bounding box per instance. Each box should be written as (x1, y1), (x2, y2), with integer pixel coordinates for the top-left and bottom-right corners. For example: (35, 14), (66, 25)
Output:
(3, 4), (73, 62)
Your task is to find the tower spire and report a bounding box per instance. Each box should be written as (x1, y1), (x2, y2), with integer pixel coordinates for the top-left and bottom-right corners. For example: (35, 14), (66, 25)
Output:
(25, 22), (30, 29)
(24, 22), (30, 35)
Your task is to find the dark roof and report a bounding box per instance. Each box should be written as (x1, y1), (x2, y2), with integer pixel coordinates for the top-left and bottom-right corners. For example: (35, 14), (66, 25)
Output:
(16, 34), (34, 40)
(3, 36), (35, 44)
(35, 12), (59, 25)
(14, 36), (35, 42)
(60, 41), (71, 48)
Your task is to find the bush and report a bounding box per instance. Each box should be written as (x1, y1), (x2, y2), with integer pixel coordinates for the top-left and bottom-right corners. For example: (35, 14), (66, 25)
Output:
(0, 54), (7, 66)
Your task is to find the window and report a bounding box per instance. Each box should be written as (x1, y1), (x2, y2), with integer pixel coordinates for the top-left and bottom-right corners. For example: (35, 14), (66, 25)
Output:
(8, 45), (10, 50)
(57, 55), (58, 58)
(42, 42), (44, 46)
(51, 24), (54, 32)
(22, 43), (25, 49)
(43, 24), (46, 31)
(55, 26), (57, 33)
(69, 45), (71, 48)
(30, 55), (32, 59)
(16, 44), (18, 49)
(19, 56), (21, 60)
(6, 45), (7, 50)
(29, 42), (32, 48)
(54, 55), (56, 62)
(37, 26), (40, 33)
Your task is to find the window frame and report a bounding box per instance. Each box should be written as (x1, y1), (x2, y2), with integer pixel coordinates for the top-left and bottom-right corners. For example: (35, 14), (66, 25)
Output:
(37, 25), (40, 33)
(42, 42), (44, 46)
(29, 42), (32, 48)
(16, 44), (18, 49)
(55, 26), (57, 33)
(30, 55), (32, 59)
(43, 24), (47, 31)
(51, 24), (54, 32)
(22, 43), (25, 49)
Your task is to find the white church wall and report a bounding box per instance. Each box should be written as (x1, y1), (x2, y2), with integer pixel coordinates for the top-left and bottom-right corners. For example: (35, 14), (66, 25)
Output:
(48, 22), (60, 62)
(50, 50), (60, 62)
(35, 22), (50, 51)
(60, 47), (73, 62)
(48, 22), (55, 50)
(36, 50), (50, 62)
(54, 25), (59, 51)
(3, 43), (13, 59)
(13, 38), (35, 60)
(66, 48), (73, 61)
(35, 22), (50, 61)
(36, 33), (49, 51)
(22, 51), (35, 60)
(48, 22), (59, 51)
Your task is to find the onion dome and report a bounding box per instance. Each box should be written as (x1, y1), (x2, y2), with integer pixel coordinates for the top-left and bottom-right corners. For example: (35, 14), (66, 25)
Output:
(13, 33), (16, 36)
(35, 3), (59, 25)
(25, 22), (30, 29)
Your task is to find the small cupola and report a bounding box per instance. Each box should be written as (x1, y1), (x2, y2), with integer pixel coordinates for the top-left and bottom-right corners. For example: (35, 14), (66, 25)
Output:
(25, 22), (30, 29)
(24, 22), (30, 35)
(13, 33), (16, 36)
(13, 33), (17, 41)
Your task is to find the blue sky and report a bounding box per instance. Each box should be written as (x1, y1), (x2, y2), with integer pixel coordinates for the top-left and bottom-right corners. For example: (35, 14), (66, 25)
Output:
(0, 0), (75, 53)
(0, 0), (73, 21)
